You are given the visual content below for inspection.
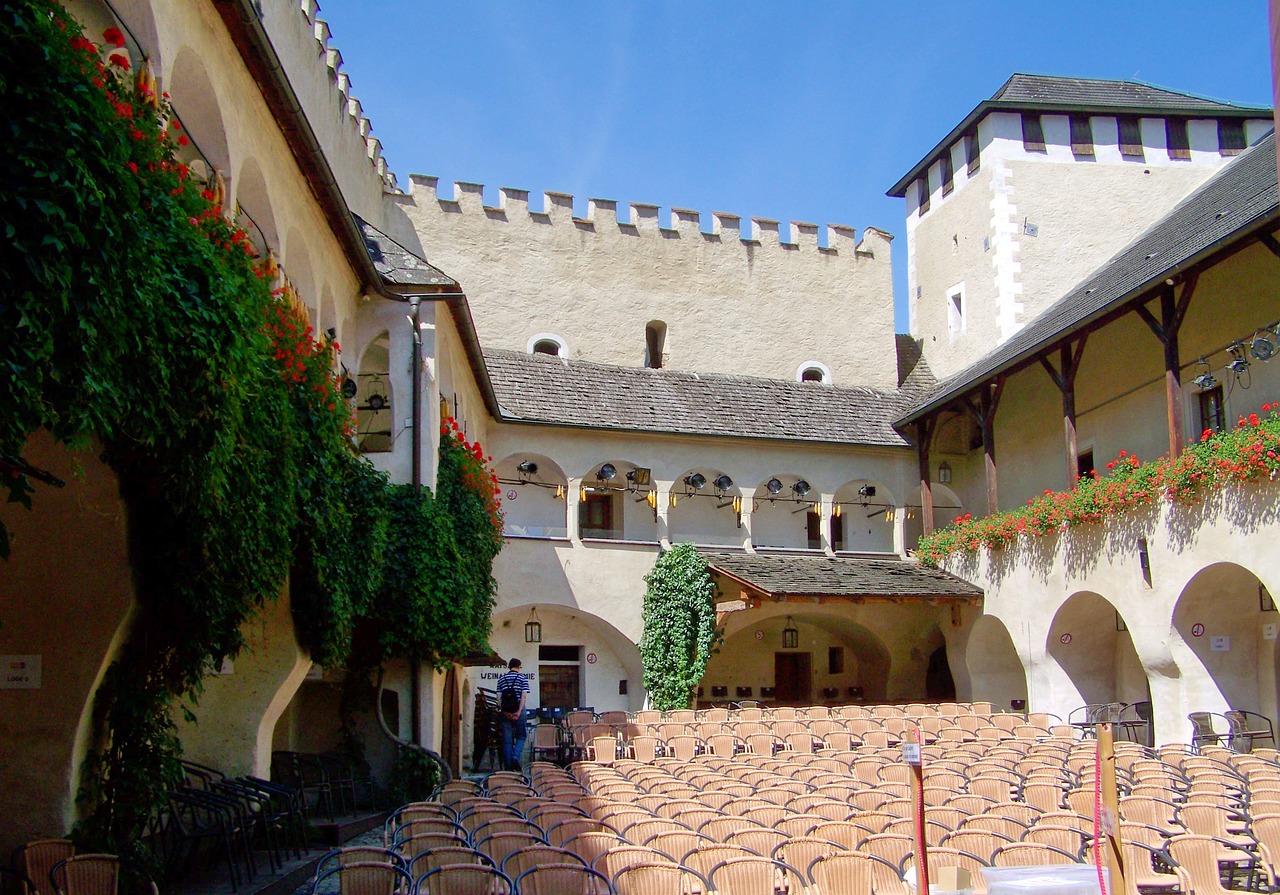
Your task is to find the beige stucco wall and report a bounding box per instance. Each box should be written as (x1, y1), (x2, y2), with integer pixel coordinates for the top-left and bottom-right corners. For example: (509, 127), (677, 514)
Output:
(391, 181), (898, 389)
(941, 480), (1280, 745)
(0, 434), (136, 853)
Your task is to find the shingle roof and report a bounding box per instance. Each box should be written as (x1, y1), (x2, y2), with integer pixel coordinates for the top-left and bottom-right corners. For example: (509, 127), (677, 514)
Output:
(702, 550), (982, 600)
(353, 213), (456, 287)
(897, 132), (1280, 425)
(990, 74), (1263, 113)
(888, 73), (1271, 197)
(485, 349), (912, 447)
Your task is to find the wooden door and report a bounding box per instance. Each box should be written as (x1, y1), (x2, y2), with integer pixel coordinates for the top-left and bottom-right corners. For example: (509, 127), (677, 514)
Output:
(581, 493), (615, 538)
(774, 652), (812, 705)
(540, 664), (581, 709)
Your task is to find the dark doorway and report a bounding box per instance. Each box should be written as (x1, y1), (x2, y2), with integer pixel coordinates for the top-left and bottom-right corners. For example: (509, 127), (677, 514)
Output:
(580, 493), (616, 539)
(539, 664), (581, 709)
(442, 665), (461, 775)
(926, 645), (956, 701)
(775, 652), (812, 704)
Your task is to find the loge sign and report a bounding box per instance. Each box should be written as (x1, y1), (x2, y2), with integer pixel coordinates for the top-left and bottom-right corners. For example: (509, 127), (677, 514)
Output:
(0, 655), (41, 689)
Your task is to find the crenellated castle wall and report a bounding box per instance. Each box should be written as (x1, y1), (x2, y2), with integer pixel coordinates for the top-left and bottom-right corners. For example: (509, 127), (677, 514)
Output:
(391, 179), (899, 389)
(259, 0), (397, 221)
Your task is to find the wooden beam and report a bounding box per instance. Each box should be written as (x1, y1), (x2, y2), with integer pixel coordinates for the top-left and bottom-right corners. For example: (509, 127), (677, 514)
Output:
(1040, 335), (1088, 487)
(979, 378), (1005, 514)
(916, 418), (937, 535)
(1136, 276), (1197, 458)
(1259, 230), (1280, 261)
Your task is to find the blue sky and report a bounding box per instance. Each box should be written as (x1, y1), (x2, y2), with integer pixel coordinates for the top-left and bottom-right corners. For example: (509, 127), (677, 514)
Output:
(320, 1), (1273, 331)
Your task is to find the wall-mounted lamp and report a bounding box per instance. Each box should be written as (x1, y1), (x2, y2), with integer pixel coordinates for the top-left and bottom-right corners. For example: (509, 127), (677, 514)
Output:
(1191, 357), (1217, 391)
(524, 607), (542, 643)
(597, 463), (617, 481)
(937, 462), (953, 484)
(341, 377), (358, 400)
(766, 477), (784, 496)
(782, 616), (799, 649)
(791, 480), (811, 498)
(1251, 328), (1276, 362)
(626, 467), (652, 488)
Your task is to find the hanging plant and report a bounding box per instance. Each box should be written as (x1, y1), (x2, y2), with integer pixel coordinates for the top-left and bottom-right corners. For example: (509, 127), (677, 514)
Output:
(641, 544), (716, 711)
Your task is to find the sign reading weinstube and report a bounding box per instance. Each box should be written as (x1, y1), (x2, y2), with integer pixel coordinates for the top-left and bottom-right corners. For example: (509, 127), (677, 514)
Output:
(0, 655), (41, 689)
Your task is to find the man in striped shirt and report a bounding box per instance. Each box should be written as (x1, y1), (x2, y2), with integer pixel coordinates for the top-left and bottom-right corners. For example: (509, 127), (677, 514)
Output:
(496, 658), (529, 771)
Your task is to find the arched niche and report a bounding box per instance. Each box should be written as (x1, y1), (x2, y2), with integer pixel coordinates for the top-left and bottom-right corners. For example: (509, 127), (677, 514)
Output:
(166, 47), (231, 177)
(1048, 591), (1148, 711)
(579, 460), (657, 543)
(355, 331), (392, 453)
(484, 604), (644, 713)
(707, 608), (892, 704)
(832, 478), (896, 553)
(495, 453), (568, 539)
(751, 473), (820, 551)
(233, 156), (278, 258)
(966, 614), (1028, 709)
(667, 467), (741, 548)
(283, 227), (317, 326)
(1173, 562), (1278, 724)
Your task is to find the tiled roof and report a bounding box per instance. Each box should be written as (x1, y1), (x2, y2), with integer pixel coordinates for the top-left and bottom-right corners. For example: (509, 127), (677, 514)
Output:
(898, 132), (1280, 424)
(485, 350), (912, 448)
(991, 73), (1265, 113)
(353, 213), (456, 287)
(888, 74), (1271, 197)
(702, 550), (982, 600)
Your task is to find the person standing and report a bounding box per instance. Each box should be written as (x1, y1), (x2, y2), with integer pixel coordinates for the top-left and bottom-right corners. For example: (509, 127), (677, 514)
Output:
(496, 658), (530, 772)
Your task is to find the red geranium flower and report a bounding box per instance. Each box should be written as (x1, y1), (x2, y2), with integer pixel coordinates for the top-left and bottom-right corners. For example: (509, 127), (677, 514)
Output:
(103, 26), (126, 48)
(177, 134), (189, 146)
(108, 53), (130, 70)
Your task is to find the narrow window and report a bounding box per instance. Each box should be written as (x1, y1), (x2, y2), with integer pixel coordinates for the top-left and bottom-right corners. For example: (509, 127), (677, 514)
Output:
(1199, 385), (1225, 435)
(1166, 118), (1191, 160)
(947, 286), (965, 339)
(917, 174), (931, 214)
(1219, 119), (1246, 156)
(965, 128), (981, 175)
(806, 510), (822, 550)
(1069, 114), (1094, 158)
(829, 514), (844, 551)
(828, 647), (845, 675)
(1076, 449), (1095, 481)
(1118, 116), (1145, 160)
(941, 149), (955, 196)
(644, 320), (666, 369)
(1022, 113), (1046, 152)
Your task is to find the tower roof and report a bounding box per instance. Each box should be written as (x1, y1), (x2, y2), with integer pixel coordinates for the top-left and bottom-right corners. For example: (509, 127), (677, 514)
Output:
(887, 73), (1271, 197)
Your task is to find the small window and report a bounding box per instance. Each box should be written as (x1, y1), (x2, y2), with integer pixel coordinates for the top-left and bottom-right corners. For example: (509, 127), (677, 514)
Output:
(965, 128), (981, 175)
(797, 361), (831, 384)
(1166, 118), (1191, 160)
(580, 492), (618, 539)
(1076, 449), (1095, 481)
(1219, 119), (1246, 156)
(527, 332), (568, 357)
(644, 320), (666, 369)
(1022, 113), (1046, 152)
(828, 647), (845, 675)
(1199, 385), (1225, 435)
(917, 174), (931, 214)
(1118, 116), (1145, 160)
(947, 285), (966, 339)
(1069, 115), (1094, 158)
(829, 514), (844, 551)
(806, 510), (823, 550)
(941, 149), (955, 196)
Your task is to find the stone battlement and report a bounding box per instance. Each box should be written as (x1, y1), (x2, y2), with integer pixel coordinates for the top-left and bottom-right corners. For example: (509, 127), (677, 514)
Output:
(277, 0), (397, 192)
(406, 176), (892, 257)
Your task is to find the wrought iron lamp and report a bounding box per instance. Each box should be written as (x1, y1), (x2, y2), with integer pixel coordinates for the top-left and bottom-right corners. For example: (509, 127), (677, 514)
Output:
(524, 607), (542, 643)
(782, 616), (799, 649)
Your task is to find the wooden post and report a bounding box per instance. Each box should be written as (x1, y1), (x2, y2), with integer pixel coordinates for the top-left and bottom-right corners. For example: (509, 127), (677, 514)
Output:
(1134, 276), (1196, 459)
(1040, 336), (1088, 487)
(1097, 723), (1126, 895)
(917, 419), (936, 535)
(905, 727), (929, 895)
(965, 378), (1006, 515)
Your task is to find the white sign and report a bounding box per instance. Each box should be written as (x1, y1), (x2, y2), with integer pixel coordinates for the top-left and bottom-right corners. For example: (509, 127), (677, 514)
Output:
(1264, 624), (1278, 642)
(218, 657), (235, 675)
(901, 742), (921, 766)
(1211, 636), (1231, 652)
(0, 655), (41, 689)
(1099, 805), (1120, 838)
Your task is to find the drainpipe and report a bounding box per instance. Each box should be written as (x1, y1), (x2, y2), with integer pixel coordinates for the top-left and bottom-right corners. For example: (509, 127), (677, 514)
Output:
(410, 296), (423, 745)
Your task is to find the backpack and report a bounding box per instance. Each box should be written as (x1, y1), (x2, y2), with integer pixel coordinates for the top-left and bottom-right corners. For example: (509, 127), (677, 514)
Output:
(500, 687), (521, 714)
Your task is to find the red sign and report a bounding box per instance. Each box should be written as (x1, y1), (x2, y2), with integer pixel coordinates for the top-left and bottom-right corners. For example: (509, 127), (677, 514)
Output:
(586, 652), (597, 665)
(1192, 623), (1205, 637)
(1059, 633), (1072, 645)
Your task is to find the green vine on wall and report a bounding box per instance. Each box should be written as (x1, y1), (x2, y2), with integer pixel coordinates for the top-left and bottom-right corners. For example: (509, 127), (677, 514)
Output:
(640, 544), (716, 711)
(0, 2), (502, 862)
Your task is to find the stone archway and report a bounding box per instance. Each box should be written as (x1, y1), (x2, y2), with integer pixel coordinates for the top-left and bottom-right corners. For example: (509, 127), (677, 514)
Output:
(1047, 591), (1149, 715)
(965, 614), (1028, 709)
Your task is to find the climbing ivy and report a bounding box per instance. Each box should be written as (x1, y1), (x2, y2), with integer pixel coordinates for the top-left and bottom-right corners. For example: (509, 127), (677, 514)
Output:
(640, 544), (717, 710)
(0, 2), (501, 861)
